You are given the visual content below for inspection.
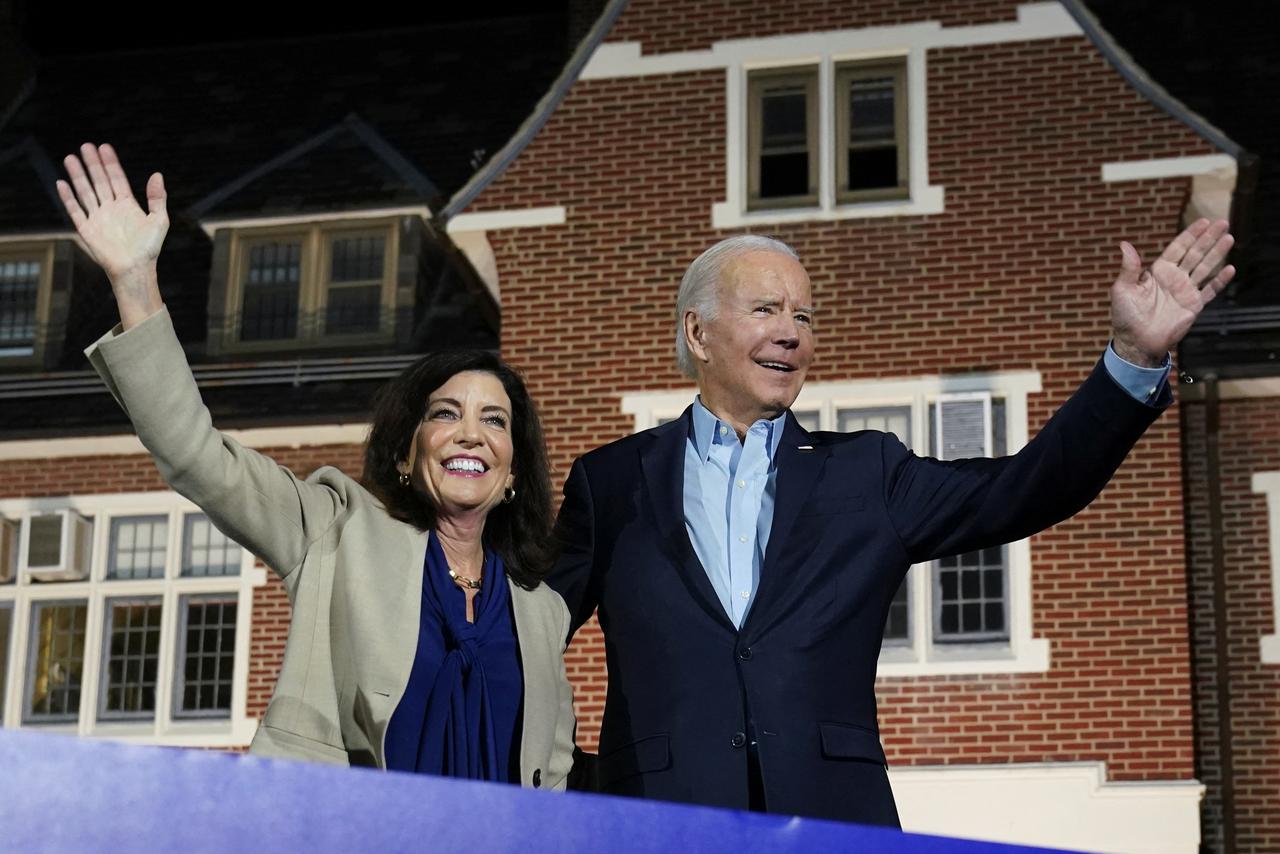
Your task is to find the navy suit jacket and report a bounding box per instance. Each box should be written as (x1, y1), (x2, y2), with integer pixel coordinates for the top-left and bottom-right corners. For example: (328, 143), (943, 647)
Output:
(549, 360), (1169, 826)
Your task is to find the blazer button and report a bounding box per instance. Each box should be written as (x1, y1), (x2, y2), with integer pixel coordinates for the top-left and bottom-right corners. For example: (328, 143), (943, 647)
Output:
(532, 769), (542, 788)
(731, 732), (747, 749)
(738, 647), (753, 661)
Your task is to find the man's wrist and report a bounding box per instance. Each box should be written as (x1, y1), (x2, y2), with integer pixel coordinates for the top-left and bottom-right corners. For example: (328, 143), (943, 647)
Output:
(1109, 336), (1165, 369)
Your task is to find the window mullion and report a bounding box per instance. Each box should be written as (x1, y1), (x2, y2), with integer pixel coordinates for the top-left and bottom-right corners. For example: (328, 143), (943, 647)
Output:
(817, 57), (835, 212)
(79, 593), (105, 734)
(303, 228), (324, 341)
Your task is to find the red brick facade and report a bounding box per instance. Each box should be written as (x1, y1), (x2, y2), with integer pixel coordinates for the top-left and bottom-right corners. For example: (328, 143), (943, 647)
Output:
(1182, 394), (1280, 852)
(468, 0), (1214, 783)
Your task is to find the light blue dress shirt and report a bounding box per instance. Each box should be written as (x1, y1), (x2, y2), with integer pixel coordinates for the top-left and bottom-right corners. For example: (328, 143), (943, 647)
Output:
(682, 345), (1171, 628)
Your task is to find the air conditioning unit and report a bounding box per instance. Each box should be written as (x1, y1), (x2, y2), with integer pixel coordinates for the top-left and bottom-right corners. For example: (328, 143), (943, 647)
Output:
(0, 516), (16, 583)
(22, 510), (92, 582)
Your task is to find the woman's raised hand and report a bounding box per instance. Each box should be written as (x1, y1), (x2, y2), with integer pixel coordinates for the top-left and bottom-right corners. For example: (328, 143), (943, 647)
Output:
(57, 143), (167, 328)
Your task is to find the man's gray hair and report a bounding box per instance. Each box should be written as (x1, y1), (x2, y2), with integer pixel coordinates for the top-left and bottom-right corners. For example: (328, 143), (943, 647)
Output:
(674, 234), (800, 378)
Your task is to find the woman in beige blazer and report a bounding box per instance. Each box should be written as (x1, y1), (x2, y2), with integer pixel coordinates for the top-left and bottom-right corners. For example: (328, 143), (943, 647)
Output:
(59, 143), (575, 790)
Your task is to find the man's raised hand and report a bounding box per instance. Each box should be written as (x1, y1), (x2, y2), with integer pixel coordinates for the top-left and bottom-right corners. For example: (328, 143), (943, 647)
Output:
(1110, 218), (1235, 368)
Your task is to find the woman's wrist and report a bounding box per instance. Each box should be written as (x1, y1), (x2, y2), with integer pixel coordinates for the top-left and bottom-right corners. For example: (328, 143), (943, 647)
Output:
(111, 262), (164, 329)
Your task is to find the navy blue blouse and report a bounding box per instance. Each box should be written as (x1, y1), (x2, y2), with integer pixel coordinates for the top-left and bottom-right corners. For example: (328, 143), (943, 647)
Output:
(384, 532), (524, 782)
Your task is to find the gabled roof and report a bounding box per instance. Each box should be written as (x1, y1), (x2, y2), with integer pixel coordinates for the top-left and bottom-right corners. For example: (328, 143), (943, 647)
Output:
(0, 14), (569, 230)
(189, 114), (441, 221)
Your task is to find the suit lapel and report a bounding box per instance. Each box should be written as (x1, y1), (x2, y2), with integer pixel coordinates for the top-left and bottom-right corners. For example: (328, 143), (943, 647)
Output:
(747, 413), (829, 633)
(639, 409), (737, 632)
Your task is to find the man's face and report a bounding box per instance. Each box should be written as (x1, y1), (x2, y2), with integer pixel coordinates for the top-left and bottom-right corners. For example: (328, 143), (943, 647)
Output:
(687, 250), (814, 426)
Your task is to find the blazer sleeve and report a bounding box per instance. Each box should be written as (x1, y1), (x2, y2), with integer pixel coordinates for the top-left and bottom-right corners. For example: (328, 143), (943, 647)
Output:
(547, 457), (601, 639)
(550, 590), (577, 792)
(884, 358), (1168, 564)
(85, 308), (342, 580)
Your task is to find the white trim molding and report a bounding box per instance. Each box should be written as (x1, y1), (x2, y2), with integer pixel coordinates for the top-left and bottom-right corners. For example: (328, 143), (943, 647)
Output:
(445, 206), (568, 233)
(1100, 154), (1236, 183)
(620, 369), (1051, 676)
(0, 491), (266, 747)
(1253, 471), (1280, 664)
(891, 761), (1203, 854)
(1102, 153), (1238, 223)
(198, 206), (433, 239)
(0, 423), (370, 462)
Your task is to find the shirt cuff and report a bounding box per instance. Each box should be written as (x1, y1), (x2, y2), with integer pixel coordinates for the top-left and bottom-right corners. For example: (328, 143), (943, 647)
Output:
(1103, 342), (1171, 404)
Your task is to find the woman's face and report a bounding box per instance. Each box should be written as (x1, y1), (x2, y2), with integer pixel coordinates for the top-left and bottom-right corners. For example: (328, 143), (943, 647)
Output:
(405, 370), (515, 522)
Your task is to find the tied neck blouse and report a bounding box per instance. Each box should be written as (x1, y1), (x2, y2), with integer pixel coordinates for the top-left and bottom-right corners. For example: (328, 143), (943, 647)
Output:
(384, 531), (524, 782)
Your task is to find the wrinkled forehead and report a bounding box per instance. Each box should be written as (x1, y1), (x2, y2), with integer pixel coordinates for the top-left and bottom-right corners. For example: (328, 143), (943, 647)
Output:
(719, 250), (812, 302)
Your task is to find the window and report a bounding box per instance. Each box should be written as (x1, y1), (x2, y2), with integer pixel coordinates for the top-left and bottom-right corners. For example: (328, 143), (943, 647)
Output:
(835, 61), (908, 203)
(1254, 471), (1280, 665)
(718, 52), (942, 228)
(748, 68), (819, 208)
(0, 493), (263, 745)
(621, 368), (1048, 676)
(0, 244), (54, 361)
(224, 221), (398, 350)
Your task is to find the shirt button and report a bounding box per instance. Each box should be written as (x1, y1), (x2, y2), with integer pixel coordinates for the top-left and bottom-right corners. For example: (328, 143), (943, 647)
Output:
(738, 535), (748, 543)
(740, 590), (749, 600)
(731, 732), (747, 749)
(719, 425), (728, 436)
(737, 480), (746, 488)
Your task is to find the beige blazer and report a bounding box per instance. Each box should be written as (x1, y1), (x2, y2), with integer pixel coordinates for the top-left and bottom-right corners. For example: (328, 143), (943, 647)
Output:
(86, 309), (575, 790)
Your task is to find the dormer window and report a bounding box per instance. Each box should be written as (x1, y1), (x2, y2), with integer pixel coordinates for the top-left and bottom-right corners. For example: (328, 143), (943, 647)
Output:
(223, 221), (397, 351)
(0, 243), (53, 362)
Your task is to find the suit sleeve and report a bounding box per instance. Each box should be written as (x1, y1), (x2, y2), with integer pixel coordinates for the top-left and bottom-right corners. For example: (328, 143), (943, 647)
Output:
(884, 358), (1168, 564)
(547, 457), (601, 639)
(85, 308), (341, 580)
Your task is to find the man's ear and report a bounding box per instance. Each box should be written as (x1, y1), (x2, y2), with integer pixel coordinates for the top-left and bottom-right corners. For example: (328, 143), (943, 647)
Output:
(684, 310), (711, 364)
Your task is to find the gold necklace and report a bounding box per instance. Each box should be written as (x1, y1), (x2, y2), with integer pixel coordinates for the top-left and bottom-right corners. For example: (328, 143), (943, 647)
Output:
(448, 568), (482, 590)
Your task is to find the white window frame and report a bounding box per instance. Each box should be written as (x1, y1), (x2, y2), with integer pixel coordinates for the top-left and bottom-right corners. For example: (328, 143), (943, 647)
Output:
(0, 491), (265, 746)
(716, 46), (943, 228)
(1254, 471), (1280, 665)
(620, 369), (1049, 676)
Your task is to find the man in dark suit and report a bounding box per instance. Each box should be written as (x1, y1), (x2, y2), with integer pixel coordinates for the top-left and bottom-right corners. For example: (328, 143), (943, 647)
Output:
(548, 223), (1234, 826)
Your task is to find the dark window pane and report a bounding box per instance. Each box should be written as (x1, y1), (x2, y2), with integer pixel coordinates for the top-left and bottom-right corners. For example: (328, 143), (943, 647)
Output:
(940, 568), (957, 600)
(846, 147), (898, 191)
(325, 285), (381, 334)
(941, 604), (958, 634)
(241, 241), (302, 341)
(985, 602), (1005, 632)
(761, 90), (807, 146)
(100, 599), (162, 719)
(175, 597), (237, 718)
(330, 237), (384, 283)
(962, 603), (982, 631)
(961, 570), (980, 598)
(0, 259), (40, 346)
(760, 152), (810, 198)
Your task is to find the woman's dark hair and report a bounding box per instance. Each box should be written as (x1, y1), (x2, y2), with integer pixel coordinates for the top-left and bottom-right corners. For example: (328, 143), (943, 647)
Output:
(363, 350), (554, 590)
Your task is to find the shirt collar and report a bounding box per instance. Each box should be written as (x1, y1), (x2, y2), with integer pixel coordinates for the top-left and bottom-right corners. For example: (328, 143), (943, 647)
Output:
(690, 396), (788, 463)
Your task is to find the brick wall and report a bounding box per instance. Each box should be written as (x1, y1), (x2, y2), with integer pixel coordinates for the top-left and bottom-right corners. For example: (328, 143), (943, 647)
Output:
(1181, 395), (1280, 853)
(467, 0), (1213, 779)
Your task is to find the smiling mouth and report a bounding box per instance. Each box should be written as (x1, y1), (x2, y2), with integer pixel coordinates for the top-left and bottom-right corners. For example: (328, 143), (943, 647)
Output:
(756, 360), (796, 372)
(443, 457), (489, 476)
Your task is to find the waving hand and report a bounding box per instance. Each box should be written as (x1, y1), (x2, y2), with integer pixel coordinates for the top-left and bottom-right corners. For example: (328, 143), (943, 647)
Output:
(56, 143), (167, 328)
(1110, 218), (1235, 367)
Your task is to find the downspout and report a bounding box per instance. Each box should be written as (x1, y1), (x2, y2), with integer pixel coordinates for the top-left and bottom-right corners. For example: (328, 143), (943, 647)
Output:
(1203, 374), (1236, 853)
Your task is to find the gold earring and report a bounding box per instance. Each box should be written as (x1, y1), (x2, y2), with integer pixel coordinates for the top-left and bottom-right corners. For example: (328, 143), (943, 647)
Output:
(398, 470), (411, 487)
(503, 485), (516, 504)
